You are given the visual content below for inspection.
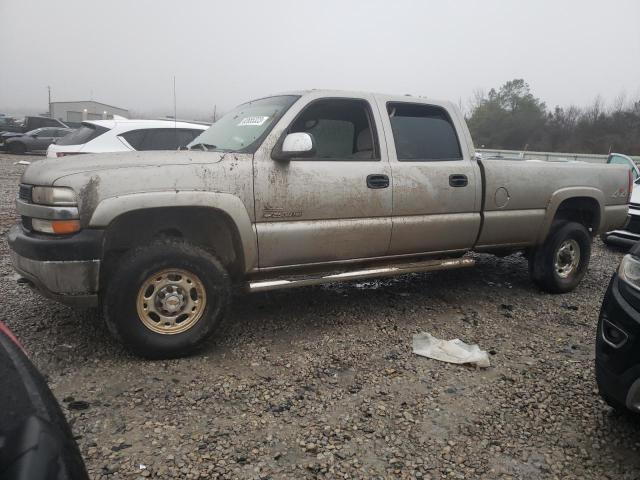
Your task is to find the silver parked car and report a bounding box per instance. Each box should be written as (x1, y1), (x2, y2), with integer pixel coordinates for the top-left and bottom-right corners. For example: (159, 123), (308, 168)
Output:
(4, 127), (74, 155)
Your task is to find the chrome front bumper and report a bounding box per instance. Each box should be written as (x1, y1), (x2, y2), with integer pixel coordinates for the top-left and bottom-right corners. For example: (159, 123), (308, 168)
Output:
(11, 251), (100, 307)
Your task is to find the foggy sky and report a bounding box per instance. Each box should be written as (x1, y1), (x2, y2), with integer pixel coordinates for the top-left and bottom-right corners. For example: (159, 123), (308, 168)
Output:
(1, 0), (639, 119)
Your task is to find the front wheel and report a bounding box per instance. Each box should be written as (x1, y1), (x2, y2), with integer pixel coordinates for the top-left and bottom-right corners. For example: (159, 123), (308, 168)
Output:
(103, 239), (231, 359)
(529, 221), (591, 293)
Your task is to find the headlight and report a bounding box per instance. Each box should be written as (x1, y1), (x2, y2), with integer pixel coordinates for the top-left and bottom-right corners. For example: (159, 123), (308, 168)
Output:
(618, 254), (640, 289)
(31, 186), (77, 206)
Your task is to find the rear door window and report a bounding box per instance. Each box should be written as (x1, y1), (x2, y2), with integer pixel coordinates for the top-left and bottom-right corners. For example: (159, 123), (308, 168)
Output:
(119, 129), (147, 149)
(141, 129), (185, 150)
(122, 128), (205, 151)
(387, 102), (462, 161)
(56, 124), (109, 145)
(176, 129), (203, 147)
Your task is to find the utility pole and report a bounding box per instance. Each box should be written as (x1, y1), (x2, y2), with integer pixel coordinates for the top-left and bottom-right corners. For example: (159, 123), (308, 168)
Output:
(213, 104), (217, 123)
(47, 85), (51, 117)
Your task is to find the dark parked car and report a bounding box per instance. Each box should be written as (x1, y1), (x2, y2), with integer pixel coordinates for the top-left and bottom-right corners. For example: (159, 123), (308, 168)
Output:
(0, 115), (67, 135)
(596, 244), (640, 415)
(3, 127), (74, 154)
(0, 321), (88, 479)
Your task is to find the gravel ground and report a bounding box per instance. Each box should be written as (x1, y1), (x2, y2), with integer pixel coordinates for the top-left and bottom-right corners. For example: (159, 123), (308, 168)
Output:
(1, 152), (639, 479)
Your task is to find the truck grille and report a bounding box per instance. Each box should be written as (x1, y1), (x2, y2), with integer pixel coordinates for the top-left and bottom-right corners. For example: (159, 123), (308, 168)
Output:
(18, 184), (32, 203)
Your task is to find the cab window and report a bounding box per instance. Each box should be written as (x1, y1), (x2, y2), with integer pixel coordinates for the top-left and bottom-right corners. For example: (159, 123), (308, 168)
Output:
(387, 102), (462, 161)
(287, 99), (379, 160)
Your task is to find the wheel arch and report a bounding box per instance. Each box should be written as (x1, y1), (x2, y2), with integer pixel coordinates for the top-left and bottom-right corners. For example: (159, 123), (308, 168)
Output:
(92, 191), (257, 281)
(537, 188), (604, 243)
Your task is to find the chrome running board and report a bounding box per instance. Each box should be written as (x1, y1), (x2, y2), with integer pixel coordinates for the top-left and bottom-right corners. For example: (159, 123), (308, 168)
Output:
(248, 257), (475, 292)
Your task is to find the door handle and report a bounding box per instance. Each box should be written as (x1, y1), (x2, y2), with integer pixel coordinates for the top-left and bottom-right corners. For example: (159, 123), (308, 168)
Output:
(366, 174), (389, 189)
(449, 174), (468, 187)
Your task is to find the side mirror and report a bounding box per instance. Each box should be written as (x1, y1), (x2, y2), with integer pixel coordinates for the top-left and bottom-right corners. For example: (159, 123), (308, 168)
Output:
(272, 132), (315, 161)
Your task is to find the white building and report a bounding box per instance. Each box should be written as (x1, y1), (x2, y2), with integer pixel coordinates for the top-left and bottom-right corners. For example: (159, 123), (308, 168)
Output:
(50, 100), (129, 126)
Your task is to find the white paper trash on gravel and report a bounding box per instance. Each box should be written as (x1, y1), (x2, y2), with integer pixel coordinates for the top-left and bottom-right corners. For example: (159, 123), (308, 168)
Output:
(412, 333), (490, 368)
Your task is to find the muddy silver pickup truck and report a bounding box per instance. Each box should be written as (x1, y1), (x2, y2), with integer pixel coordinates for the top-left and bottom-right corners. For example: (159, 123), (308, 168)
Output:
(8, 90), (630, 358)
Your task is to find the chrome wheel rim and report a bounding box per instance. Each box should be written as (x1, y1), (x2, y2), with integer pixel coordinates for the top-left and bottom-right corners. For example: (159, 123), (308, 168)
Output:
(136, 269), (206, 335)
(554, 239), (580, 278)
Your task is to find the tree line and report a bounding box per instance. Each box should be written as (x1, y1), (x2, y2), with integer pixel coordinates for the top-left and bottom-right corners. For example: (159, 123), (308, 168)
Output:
(466, 79), (640, 155)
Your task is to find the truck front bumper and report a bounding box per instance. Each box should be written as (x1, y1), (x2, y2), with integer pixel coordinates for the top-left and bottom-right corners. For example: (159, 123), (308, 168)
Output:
(8, 225), (103, 307)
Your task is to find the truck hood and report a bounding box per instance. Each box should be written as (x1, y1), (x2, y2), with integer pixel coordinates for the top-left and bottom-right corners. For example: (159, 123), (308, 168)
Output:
(21, 150), (226, 185)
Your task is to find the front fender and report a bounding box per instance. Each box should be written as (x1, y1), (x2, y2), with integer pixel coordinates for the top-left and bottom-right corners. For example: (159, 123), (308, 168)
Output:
(89, 191), (257, 271)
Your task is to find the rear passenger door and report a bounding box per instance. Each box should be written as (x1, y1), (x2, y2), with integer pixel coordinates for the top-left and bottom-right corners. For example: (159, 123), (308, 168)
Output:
(378, 98), (482, 255)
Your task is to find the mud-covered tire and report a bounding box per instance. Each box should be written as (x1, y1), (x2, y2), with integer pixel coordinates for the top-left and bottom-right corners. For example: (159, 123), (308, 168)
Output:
(529, 221), (591, 293)
(8, 142), (26, 154)
(103, 239), (231, 359)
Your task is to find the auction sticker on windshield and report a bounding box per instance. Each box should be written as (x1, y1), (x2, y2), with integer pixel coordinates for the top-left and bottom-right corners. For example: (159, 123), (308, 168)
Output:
(238, 116), (269, 126)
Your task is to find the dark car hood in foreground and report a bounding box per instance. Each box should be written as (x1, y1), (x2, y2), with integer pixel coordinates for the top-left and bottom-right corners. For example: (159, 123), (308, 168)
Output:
(0, 325), (89, 479)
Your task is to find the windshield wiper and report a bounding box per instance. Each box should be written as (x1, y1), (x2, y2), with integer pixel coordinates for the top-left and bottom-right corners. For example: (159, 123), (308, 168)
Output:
(188, 143), (217, 151)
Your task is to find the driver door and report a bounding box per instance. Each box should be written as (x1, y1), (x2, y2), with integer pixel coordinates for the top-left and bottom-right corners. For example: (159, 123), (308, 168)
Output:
(253, 94), (392, 269)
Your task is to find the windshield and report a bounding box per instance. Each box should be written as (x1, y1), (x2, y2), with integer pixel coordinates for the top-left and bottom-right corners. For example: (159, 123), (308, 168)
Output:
(187, 95), (299, 153)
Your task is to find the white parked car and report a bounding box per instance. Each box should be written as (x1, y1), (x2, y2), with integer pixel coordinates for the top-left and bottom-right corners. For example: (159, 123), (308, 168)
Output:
(47, 119), (208, 158)
(602, 153), (640, 247)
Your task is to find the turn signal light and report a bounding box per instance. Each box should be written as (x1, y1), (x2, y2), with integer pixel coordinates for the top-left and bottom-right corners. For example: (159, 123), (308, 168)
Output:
(52, 220), (81, 234)
(31, 219), (81, 234)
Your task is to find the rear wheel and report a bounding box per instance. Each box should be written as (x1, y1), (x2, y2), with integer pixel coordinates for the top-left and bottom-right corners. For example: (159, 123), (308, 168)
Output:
(8, 142), (26, 154)
(529, 221), (591, 293)
(103, 239), (231, 358)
